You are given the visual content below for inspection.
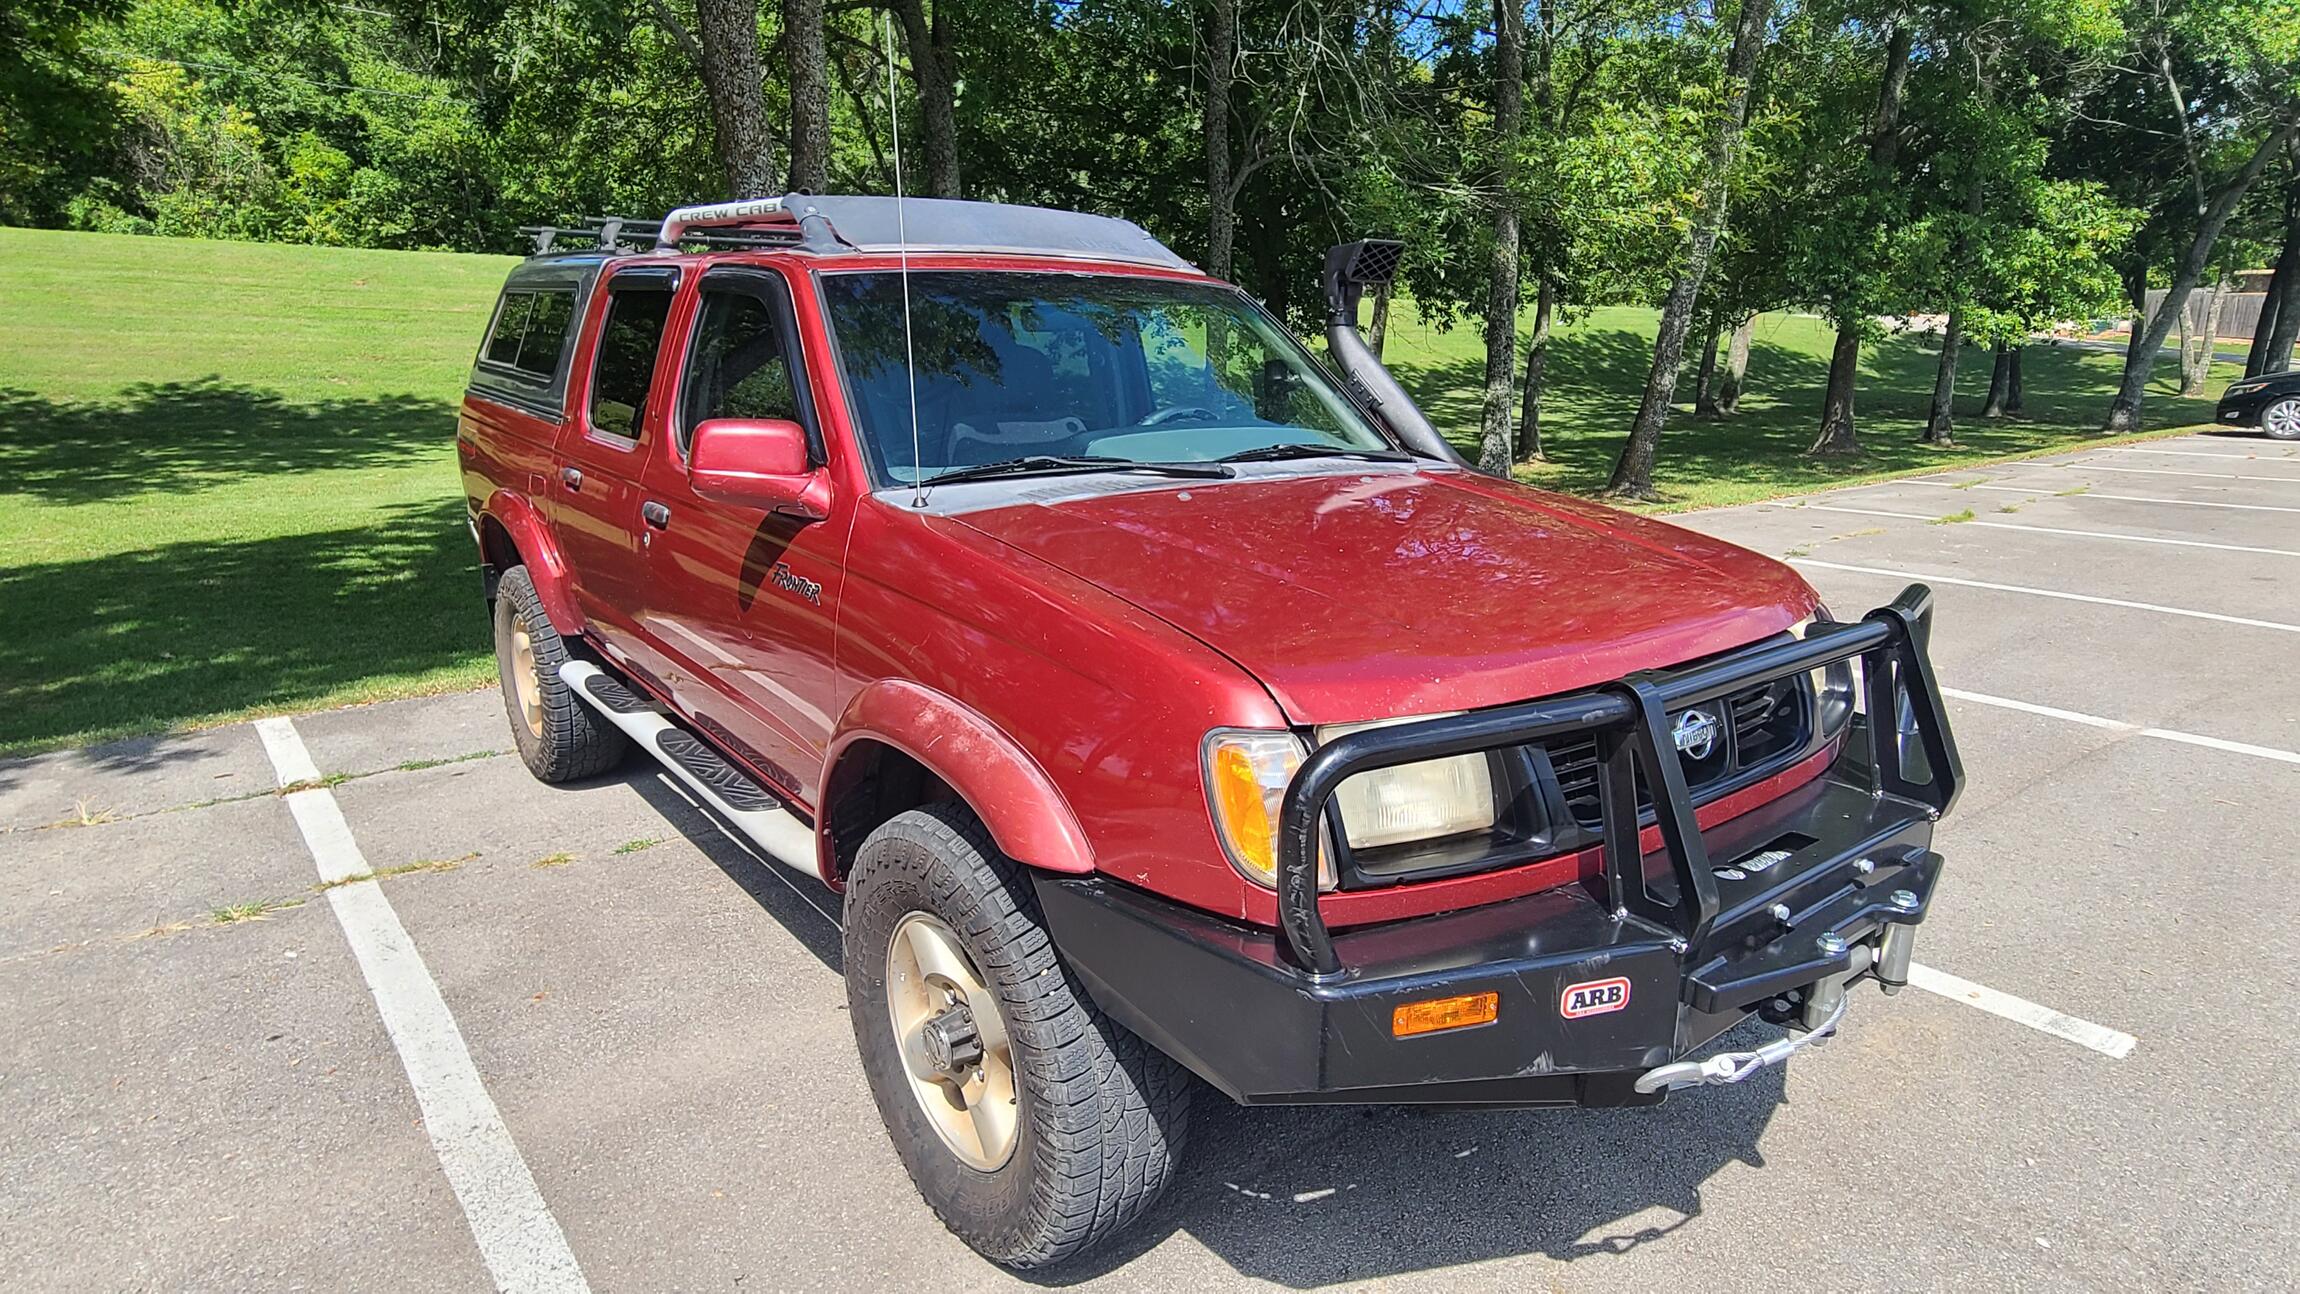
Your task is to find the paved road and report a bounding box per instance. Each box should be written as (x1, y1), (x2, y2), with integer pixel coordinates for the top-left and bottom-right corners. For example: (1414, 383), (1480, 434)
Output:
(6, 430), (2297, 1291)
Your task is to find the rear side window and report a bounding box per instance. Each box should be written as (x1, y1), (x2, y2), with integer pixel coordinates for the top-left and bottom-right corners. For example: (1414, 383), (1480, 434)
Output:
(481, 288), (576, 379)
(587, 283), (675, 440)
(679, 287), (798, 454)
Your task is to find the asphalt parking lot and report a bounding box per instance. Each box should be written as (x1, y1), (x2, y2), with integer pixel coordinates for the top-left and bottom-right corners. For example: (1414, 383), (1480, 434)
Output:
(5, 429), (2297, 1292)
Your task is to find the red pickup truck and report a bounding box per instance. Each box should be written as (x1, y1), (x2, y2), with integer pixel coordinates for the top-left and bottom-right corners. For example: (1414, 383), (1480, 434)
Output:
(459, 196), (1963, 1268)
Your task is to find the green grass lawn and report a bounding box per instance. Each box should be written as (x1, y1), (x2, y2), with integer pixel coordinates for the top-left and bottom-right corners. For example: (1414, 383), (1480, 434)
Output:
(1380, 301), (2237, 511)
(0, 227), (516, 753)
(0, 227), (2241, 754)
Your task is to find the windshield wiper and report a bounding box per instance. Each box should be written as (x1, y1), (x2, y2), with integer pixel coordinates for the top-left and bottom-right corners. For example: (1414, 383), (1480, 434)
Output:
(1218, 443), (1413, 465)
(921, 454), (1236, 487)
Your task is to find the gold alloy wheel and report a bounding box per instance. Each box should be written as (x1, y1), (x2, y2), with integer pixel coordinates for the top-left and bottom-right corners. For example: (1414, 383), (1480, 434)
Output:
(885, 911), (1019, 1172)
(509, 616), (545, 740)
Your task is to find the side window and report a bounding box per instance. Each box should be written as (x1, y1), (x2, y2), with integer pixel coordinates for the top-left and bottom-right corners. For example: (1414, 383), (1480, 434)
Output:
(484, 294), (532, 366)
(480, 288), (577, 379)
(678, 287), (798, 454)
(518, 291), (575, 377)
(587, 282), (675, 440)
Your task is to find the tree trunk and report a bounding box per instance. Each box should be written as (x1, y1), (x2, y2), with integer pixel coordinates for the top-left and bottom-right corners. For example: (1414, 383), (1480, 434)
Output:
(1605, 0), (1774, 498)
(1694, 320), (1723, 417)
(784, 0), (830, 192)
(1475, 0), (1526, 476)
(694, 0), (778, 197)
(1808, 20), (1914, 457)
(2006, 344), (2024, 414)
(2104, 121), (2297, 433)
(889, 0), (961, 198)
(1982, 343), (2011, 417)
(2183, 273), (2230, 395)
(2249, 195), (2292, 375)
(1369, 281), (1391, 358)
(2265, 221), (2300, 377)
(1715, 313), (1753, 414)
(1203, 0), (1236, 281)
(1925, 174), (1985, 445)
(1924, 305), (1963, 445)
(1517, 277), (1553, 460)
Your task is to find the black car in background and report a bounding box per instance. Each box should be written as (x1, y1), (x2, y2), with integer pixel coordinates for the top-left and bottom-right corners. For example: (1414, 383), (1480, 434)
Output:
(2216, 367), (2300, 439)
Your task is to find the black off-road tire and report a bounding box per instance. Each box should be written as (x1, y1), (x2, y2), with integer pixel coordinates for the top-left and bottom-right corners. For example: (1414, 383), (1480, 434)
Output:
(844, 805), (1192, 1269)
(2262, 395), (2300, 441)
(492, 565), (628, 783)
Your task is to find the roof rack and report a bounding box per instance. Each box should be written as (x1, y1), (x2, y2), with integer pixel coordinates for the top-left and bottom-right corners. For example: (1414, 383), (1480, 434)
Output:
(517, 215), (804, 257)
(517, 196), (1196, 272)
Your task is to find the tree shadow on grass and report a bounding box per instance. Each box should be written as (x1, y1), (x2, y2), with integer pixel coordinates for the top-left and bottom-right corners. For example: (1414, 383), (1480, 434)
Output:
(0, 496), (487, 751)
(0, 379), (452, 505)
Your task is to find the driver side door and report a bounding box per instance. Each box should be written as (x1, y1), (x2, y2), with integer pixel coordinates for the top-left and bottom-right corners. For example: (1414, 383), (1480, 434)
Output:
(635, 266), (853, 805)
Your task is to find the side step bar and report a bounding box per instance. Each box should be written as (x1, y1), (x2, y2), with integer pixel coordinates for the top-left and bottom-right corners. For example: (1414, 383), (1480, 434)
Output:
(559, 659), (821, 880)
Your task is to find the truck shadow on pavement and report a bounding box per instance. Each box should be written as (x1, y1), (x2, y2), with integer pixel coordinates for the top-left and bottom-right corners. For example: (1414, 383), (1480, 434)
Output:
(613, 765), (1785, 1286)
(1052, 1057), (1784, 1286)
(623, 769), (846, 970)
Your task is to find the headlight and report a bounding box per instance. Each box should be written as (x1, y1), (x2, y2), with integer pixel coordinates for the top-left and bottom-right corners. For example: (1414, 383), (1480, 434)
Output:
(1314, 714), (1498, 850)
(1791, 609), (1857, 740)
(1203, 729), (1329, 890)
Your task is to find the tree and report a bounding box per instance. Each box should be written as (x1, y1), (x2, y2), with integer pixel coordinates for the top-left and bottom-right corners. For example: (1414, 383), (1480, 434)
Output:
(2093, 0), (2300, 432)
(1605, 0), (1776, 499)
(691, 0), (779, 197)
(1714, 314), (1755, 414)
(886, 0), (959, 197)
(2260, 151), (2300, 373)
(0, 0), (126, 224)
(1808, 15), (1913, 457)
(1202, 0), (1235, 280)
(1476, 0), (1526, 476)
(785, 0), (829, 192)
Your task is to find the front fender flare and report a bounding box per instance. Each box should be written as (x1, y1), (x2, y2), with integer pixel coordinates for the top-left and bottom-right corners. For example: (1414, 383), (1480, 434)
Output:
(483, 489), (583, 634)
(822, 680), (1095, 877)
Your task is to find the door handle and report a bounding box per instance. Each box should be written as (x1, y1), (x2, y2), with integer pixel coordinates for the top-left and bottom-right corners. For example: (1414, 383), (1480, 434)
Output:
(641, 500), (672, 529)
(560, 466), (583, 491)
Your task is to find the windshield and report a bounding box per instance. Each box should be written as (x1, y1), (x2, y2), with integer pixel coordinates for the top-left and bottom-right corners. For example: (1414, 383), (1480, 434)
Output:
(817, 270), (1395, 486)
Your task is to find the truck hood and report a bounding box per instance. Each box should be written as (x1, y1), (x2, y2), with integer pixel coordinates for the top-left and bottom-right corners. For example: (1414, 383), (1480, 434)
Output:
(947, 469), (1818, 725)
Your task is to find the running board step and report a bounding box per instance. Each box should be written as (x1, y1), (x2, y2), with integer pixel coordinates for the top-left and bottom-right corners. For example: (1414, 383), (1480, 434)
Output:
(559, 659), (820, 879)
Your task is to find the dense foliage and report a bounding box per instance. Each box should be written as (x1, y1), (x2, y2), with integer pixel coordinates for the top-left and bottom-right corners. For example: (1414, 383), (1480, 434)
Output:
(5, 0), (2296, 481)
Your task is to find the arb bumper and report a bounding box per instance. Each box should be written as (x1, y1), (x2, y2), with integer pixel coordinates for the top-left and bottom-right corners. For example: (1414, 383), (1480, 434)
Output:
(1036, 585), (1962, 1107)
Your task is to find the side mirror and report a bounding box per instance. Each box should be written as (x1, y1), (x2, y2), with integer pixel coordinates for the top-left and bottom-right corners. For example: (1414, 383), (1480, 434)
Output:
(689, 418), (832, 520)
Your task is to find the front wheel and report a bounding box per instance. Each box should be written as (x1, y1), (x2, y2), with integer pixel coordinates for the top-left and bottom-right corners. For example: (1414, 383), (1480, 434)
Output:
(844, 805), (1191, 1268)
(2262, 395), (2300, 441)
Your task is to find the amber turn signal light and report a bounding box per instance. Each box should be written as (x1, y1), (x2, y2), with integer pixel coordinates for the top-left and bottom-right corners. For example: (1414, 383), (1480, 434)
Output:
(1391, 991), (1499, 1038)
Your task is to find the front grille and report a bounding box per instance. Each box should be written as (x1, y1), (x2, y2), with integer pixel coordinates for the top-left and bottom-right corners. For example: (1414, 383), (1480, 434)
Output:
(1545, 677), (1809, 829)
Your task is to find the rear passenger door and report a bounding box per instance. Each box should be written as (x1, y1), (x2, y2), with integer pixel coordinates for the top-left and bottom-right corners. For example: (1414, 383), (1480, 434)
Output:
(552, 263), (682, 683)
(636, 266), (853, 803)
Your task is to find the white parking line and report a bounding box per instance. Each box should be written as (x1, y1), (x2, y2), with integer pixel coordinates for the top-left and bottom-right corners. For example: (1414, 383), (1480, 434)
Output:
(2111, 446), (2300, 461)
(254, 717), (589, 1294)
(1788, 558), (2300, 633)
(2068, 462), (2300, 483)
(1905, 963), (2138, 1059)
(1912, 481), (2300, 514)
(1776, 503), (2300, 557)
(1941, 686), (2300, 767)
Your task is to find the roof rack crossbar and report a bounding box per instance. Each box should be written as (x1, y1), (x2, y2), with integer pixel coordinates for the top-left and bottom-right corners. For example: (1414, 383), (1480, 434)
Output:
(518, 214), (803, 258)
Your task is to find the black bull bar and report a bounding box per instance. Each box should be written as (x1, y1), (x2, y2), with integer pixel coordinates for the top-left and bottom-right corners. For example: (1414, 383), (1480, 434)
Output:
(1275, 584), (1964, 979)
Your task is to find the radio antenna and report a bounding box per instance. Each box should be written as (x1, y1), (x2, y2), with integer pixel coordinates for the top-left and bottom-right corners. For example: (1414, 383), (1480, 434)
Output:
(885, 13), (926, 508)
